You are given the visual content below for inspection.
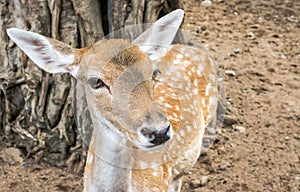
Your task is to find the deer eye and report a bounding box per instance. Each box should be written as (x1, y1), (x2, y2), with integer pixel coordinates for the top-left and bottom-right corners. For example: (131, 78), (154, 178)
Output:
(152, 69), (161, 81)
(88, 77), (105, 89)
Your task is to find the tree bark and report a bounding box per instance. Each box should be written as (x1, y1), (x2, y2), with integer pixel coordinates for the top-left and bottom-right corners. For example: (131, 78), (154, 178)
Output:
(0, 0), (182, 172)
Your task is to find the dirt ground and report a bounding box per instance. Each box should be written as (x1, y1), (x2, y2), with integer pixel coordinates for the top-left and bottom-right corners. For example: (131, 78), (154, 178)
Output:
(0, 0), (299, 191)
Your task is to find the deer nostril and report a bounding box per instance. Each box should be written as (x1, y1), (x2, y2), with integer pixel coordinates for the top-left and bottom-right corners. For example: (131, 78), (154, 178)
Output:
(140, 128), (155, 140)
(164, 125), (170, 135)
(150, 125), (171, 145)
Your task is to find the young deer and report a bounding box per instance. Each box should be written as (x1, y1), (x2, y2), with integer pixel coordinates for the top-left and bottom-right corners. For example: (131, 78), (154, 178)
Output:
(7, 9), (219, 192)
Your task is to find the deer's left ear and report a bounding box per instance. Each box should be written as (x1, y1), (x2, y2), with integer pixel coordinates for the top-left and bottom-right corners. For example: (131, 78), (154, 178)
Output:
(133, 9), (184, 60)
(7, 28), (79, 77)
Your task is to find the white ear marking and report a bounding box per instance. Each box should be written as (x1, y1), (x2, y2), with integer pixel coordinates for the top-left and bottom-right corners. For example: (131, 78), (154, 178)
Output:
(7, 28), (78, 77)
(133, 9), (184, 60)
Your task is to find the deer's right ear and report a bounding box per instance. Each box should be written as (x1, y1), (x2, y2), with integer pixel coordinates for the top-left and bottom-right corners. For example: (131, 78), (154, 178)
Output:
(7, 28), (79, 77)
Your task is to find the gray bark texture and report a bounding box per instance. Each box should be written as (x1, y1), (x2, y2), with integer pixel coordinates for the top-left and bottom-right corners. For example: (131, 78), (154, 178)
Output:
(0, 0), (182, 172)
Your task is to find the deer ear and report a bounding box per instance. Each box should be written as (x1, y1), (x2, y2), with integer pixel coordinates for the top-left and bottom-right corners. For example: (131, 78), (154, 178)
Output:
(133, 9), (184, 60)
(7, 28), (79, 77)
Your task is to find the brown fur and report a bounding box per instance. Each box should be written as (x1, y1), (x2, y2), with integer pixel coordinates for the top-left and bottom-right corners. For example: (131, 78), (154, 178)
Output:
(77, 42), (218, 190)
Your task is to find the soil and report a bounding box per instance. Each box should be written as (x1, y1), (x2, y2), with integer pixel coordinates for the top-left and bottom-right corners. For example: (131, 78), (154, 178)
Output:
(0, 0), (299, 191)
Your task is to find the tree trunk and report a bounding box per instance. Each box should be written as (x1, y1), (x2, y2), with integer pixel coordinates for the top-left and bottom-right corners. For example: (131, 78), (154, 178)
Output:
(0, 0), (182, 172)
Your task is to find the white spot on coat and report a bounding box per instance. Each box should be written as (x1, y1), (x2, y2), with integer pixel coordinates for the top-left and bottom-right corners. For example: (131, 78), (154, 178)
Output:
(173, 59), (180, 64)
(176, 54), (183, 59)
(205, 83), (211, 96)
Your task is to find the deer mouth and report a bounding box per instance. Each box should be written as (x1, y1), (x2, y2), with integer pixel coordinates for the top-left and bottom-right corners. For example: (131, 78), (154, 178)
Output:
(135, 142), (168, 152)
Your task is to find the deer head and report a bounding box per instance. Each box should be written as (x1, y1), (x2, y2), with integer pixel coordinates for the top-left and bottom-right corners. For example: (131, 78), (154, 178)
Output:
(7, 9), (184, 151)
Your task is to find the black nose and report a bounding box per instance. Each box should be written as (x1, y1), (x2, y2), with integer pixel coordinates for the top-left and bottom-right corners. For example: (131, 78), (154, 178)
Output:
(140, 125), (171, 146)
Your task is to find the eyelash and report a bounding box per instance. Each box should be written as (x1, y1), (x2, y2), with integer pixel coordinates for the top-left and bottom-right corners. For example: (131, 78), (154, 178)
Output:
(88, 77), (105, 89)
(87, 77), (111, 94)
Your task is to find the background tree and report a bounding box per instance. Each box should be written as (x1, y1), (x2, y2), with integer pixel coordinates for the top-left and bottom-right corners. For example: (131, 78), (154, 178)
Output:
(0, 0), (182, 172)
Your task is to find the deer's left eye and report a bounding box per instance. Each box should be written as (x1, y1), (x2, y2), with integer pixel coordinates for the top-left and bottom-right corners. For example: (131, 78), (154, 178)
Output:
(152, 69), (161, 81)
(88, 77), (105, 89)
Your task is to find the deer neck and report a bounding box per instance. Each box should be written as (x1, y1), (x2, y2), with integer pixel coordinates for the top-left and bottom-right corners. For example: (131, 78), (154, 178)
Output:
(84, 120), (133, 192)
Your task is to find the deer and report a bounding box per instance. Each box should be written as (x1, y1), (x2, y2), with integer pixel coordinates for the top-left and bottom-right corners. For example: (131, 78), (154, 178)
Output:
(7, 9), (219, 192)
